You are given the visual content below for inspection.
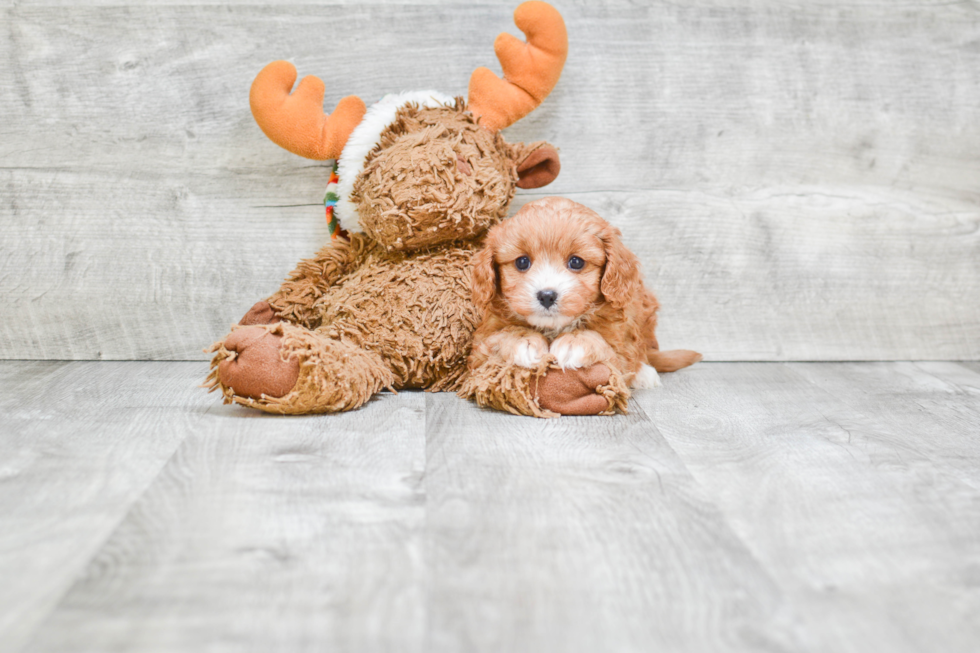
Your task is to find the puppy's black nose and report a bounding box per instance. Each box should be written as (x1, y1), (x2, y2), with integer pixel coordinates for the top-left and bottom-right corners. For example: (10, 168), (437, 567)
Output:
(537, 289), (558, 309)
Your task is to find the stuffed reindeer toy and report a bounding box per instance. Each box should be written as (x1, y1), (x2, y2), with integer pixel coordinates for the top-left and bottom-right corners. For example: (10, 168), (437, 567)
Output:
(207, 1), (625, 415)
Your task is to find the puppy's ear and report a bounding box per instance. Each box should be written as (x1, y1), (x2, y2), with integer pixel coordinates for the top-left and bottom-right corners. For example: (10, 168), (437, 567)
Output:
(599, 223), (641, 309)
(511, 141), (560, 189)
(471, 242), (498, 317)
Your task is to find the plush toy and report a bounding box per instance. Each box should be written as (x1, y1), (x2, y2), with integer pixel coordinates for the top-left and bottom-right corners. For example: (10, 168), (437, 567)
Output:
(206, 1), (620, 415)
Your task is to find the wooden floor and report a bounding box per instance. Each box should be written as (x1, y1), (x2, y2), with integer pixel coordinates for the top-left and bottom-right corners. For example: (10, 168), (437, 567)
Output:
(1, 361), (978, 652)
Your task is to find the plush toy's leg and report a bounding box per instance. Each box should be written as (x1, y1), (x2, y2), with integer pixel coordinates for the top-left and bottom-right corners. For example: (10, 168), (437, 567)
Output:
(212, 325), (300, 399)
(459, 357), (629, 418)
(206, 322), (395, 414)
(239, 300), (280, 326)
(458, 353), (556, 418)
(533, 364), (629, 416)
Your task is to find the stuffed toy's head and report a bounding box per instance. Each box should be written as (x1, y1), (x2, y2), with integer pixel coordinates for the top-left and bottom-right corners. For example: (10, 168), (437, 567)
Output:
(247, 1), (567, 251)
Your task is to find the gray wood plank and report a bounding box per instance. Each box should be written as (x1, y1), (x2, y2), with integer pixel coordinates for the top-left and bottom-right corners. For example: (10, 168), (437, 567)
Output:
(23, 391), (426, 653)
(790, 361), (980, 489)
(422, 392), (808, 653)
(0, 361), (206, 653)
(3, 174), (977, 361)
(523, 187), (980, 362)
(0, 167), (337, 360)
(4, 2), (978, 193)
(2, 4), (980, 360)
(1, 0), (970, 5)
(5, 360), (980, 651)
(3, 0), (522, 5)
(958, 361), (980, 377)
(4, 0), (529, 6)
(635, 362), (980, 653)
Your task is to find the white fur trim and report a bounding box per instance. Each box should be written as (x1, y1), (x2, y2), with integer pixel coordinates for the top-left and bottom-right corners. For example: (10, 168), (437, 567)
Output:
(333, 90), (455, 233)
(633, 364), (662, 389)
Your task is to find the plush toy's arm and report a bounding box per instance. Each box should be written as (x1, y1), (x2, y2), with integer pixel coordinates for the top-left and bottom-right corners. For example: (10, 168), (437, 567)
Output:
(460, 355), (629, 418)
(459, 346), (557, 418)
(459, 319), (629, 418)
(533, 364), (629, 416)
(458, 319), (552, 416)
(265, 233), (372, 329)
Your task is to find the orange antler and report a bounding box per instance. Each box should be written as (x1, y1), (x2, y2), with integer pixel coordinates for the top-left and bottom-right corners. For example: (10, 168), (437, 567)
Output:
(468, 1), (568, 132)
(249, 60), (366, 160)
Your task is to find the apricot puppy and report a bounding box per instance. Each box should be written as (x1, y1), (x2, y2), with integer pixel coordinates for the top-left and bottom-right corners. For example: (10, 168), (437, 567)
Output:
(468, 197), (701, 413)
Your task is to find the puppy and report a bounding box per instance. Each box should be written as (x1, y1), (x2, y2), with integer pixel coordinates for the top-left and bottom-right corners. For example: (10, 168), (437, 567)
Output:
(469, 197), (701, 403)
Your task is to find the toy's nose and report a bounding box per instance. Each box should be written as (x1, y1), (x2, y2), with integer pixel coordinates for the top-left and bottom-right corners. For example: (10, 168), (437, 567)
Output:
(537, 289), (558, 309)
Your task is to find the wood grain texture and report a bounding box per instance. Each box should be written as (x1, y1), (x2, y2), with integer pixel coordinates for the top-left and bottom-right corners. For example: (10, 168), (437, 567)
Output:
(422, 392), (806, 653)
(0, 361), (205, 653)
(958, 361), (980, 377)
(515, 187), (980, 361)
(791, 361), (980, 487)
(636, 362), (980, 653)
(22, 390), (427, 653)
(4, 0), (974, 5)
(2, 3), (979, 360)
(3, 361), (980, 650)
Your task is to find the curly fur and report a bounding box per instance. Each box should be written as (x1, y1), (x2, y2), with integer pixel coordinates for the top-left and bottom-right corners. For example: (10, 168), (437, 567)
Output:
(207, 102), (561, 413)
(206, 322), (395, 414)
(460, 197), (700, 416)
(354, 101), (520, 251)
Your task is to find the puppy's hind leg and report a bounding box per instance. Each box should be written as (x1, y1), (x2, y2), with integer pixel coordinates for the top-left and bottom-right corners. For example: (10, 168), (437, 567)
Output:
(632, 364), (662, 389)
(647, 348), (703, 373)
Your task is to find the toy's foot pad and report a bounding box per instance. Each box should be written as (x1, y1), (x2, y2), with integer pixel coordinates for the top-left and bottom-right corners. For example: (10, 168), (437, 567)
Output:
(217, 326), (299, 400)
(534, 364), (613, 416)
(239, 301), (280, 326)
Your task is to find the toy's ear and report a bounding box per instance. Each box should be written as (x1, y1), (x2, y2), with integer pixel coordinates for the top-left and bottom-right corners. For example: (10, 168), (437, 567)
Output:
(513, 141), (561, 189)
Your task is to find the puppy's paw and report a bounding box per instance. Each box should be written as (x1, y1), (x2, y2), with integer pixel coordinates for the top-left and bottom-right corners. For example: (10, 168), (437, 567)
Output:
(550, 331), (614, 369)
(513, 337), (549, 369)
(550, 339), (587, 369)
(632, 363), (662, 389)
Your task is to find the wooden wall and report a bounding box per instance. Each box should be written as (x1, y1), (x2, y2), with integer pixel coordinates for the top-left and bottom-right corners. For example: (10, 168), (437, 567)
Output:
(2, 1), (978, 361)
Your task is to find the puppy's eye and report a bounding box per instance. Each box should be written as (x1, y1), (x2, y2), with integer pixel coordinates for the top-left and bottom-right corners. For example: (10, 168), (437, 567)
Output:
(567, 256), (585, 270)
(515, 256), (531, 271)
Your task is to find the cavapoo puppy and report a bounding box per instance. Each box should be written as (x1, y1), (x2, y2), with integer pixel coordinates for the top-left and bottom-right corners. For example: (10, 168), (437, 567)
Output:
(468, 197), (701, 414)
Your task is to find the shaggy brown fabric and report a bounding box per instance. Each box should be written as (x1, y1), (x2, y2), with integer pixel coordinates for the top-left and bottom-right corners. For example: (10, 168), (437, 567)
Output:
(239, 301), (280, 326)
(457, 351), (556, 418)
(458, 358), (629, 418)
(207, 102), (581, 415)
(267, 235), (370, 328)
(208, 232), (486, 411)
(354, 101), (518, 252)
(207, 322), (395, 414)
(310, 240), (483, 389)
